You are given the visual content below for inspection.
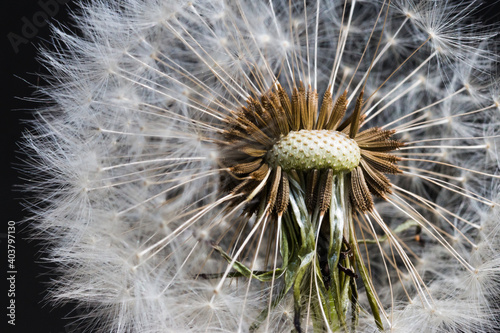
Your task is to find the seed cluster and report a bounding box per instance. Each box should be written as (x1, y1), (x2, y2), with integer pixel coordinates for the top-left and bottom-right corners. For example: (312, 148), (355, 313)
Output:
(218, 82), (404, 217)
(267, 129), (361, 172)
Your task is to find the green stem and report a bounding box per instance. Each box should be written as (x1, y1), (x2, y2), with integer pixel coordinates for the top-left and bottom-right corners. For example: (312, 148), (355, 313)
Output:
(349, 212), (384, 331)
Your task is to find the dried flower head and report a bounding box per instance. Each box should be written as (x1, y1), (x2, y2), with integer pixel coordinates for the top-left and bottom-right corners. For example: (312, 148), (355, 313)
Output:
(23, 0), (500, 332)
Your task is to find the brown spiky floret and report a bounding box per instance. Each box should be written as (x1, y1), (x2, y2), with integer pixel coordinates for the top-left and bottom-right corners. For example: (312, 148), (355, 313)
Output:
(218, 82), (404, 217)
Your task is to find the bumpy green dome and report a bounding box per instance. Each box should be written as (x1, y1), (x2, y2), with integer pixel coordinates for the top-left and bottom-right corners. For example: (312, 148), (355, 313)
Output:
(267, 129), (361, 172)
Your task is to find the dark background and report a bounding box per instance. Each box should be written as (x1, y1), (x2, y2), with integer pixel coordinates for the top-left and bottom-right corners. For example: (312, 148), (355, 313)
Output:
(2, 1), (500, 333)
(3, 2), (81, 332)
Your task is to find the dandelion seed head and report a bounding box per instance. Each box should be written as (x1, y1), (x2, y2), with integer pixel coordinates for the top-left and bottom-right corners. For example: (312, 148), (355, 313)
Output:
(21, 0), (500, 332)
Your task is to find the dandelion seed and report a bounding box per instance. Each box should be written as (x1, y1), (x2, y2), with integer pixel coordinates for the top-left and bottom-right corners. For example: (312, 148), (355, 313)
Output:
(22, 0), (500, 332)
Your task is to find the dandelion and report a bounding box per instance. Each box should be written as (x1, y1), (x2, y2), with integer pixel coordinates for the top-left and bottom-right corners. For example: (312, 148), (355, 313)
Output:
(23, 0), (500, 332)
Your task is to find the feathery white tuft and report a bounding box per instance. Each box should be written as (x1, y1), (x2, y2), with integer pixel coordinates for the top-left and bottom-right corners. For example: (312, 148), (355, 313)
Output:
(22, 0), (500, 332)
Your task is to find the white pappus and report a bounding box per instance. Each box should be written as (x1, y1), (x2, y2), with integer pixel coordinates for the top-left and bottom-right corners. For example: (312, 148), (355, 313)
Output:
(22, 0), (500, 332)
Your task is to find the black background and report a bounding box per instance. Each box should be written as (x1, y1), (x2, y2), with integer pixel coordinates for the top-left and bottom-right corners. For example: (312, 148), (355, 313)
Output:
(3, 2), (81, 332)
(2, 1), (500, 332)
